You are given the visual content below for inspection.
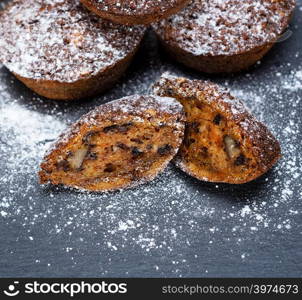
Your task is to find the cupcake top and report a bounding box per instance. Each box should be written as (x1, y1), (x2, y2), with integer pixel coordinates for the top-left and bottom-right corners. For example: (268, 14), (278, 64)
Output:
(154, 0), (296, 56)
(0, 0), (145, 82)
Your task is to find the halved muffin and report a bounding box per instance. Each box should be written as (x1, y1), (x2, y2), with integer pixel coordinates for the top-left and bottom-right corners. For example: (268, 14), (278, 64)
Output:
(153, 74), (281, 184)
(39, 95), (185, 191)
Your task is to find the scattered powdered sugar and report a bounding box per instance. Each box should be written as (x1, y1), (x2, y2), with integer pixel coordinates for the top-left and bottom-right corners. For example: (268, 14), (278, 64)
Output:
(0, 87), (67, 214)
(0, 104), (65, 169)
(154, 0), (295, 56)
(0, 0), (145, 82)
(230, 68), (302, 209)
(1, 62), (301, 276)
(283, 69), (302, 91)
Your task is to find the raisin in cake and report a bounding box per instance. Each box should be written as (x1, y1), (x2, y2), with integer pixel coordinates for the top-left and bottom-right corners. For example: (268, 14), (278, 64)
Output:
(0, 0), (145, 100)
(39, 95), (185, 191)
(153, 74), (281, 184)
(80, 0), (190, 25)
(153, 0), (295, 73)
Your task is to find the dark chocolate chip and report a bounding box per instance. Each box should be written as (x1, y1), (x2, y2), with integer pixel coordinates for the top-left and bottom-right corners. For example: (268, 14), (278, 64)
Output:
(56, 160), (70, 172)
(104, 163), (116, 173)
(184, 138), (196, 147)
(166, 88), (174, 96)
(63, 38), (70, 45)
(103, 125), (119, 133)
(234, 154), (246, 166)
(188, 122), (200, 133)
(213, 114), (222, 125)
(116, 142), (130, 150)
(86, 151), (98, 160)
(189, 13), (198, 20)
(200, 146), (208, 158)
(28, 19), (39, 24)
(119, 123), (133, 133)
(103, 123), (133, 134)
(130, 138), (143, 144)
(131, 147), (143, 158)
(196, 103), (203, 110)
(157, 144), (173, 156)
(82, 131), (99, 145)
(66, 150), (73, 158)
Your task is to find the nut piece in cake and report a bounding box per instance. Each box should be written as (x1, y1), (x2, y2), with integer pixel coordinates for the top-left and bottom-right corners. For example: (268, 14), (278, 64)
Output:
(153, 73), (281, 184)
(39, 95), (185, 191)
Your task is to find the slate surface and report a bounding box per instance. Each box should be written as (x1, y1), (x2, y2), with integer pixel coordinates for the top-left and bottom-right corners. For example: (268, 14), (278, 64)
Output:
(0, 0), (301, 277)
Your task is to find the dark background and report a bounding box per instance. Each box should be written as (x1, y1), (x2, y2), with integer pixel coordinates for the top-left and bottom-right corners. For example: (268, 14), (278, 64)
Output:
(0, 0), (301, 277)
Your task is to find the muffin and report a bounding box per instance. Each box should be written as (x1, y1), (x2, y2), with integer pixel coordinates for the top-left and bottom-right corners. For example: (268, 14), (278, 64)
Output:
(153, 0), (296, 73)
(39, 95), (185, 191)
(153, 73), (281, 184)
(0, 0), (145, 100)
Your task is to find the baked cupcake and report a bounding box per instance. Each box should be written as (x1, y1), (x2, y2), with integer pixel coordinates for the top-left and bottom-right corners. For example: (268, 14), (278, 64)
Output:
(153, 0), (296, 73)
(0, 0), (145, 100)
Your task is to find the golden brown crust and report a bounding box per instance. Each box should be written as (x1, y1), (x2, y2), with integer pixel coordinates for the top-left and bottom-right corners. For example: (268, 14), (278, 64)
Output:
(0, 0), (145, 100)
(153, 0), (295, 73)
(39, 95), (185, 191)
(153, 74), (281, 184)
(80, 0), (191, 25)
(157, 39), (274, 74)
(13, 47), (138, 101)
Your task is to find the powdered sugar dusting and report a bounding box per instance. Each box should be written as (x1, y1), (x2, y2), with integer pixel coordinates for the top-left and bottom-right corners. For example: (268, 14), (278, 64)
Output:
(98, 94), (184, 115)
(154, 0), (295, 56)
(154, 72), (249, 117)
(0, 0), (145, 82)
